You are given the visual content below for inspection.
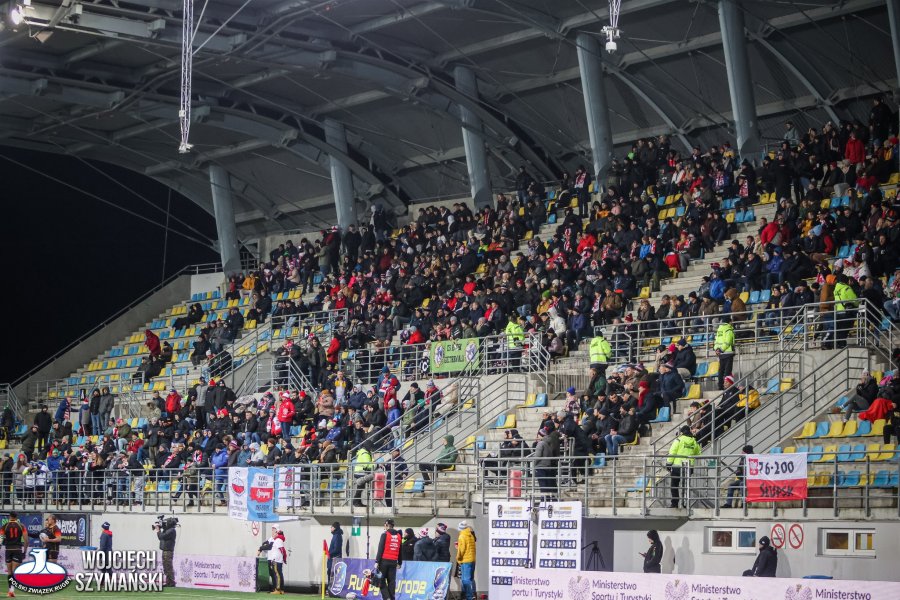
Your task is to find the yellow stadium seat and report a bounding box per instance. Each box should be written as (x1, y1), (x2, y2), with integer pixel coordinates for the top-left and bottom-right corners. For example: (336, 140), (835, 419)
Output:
(683, 384), (701, 400)
(816, 445), (837, 462)
(523, 393), (536, 407)
(795, 422), (816, 438)
(822, 420), (844, 438)
(739, 291), (750, 304)
(841, 420), (858, 437)
(725, 212), (735, 223)
(782, 446), (796, 454)
(876, 444), (896, 461)
(779, 379), (794, 392)
(889, 172), (899, 184)
(639, 286), (650, 299)
(705, 362), (719, 378)
(865, 443), (881, 459)
(523, 231), (533, 240)
(865, 419), (886, 437)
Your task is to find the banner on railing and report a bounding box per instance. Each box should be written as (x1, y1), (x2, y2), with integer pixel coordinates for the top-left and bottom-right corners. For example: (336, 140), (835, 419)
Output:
(228, 467), (278, 521)
(430, 338), (480, 374)
(274, 466), (307, 510)
(536, 501), (582, 570)
(510, 567), (900, 600)
(746, 453), (808, 503)
(327, 558), (451, 599)
(488, 501), (532, 600)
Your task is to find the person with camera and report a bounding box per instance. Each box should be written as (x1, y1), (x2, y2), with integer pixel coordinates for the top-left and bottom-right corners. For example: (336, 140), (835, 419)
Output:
(153, 517), (178, 587)
(374, 518), (402, 600)
(258, 525), (286, 594)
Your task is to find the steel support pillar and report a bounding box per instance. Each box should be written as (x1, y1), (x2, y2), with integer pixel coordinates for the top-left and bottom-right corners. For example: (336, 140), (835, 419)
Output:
(208, 164), (242, 275)
(324, 118), (358, 230)
(718, 0), (762, 159)
(453, 65), (493, 210)
(887, 0), (900, 133)
(576, 32), (614, 187)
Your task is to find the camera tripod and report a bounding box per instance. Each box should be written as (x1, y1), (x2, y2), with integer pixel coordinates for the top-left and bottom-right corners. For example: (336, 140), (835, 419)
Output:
(582, 541), (608, 571)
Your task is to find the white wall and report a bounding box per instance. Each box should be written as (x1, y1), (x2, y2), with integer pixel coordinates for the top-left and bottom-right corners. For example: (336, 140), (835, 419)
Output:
(613, 518), (900, 581)
(190, 272), (226, 297)
(95, 512), (470, 590)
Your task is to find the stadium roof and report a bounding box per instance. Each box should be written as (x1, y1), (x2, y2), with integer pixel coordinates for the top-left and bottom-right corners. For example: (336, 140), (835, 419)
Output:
(0, 0), (893, 237)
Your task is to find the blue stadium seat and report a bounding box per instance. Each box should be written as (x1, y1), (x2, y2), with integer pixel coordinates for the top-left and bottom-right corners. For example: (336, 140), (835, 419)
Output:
(770, 447), (783, 454)
(837, 444), (852, 462)
(650, 406), (671, 423)
(838, 471), (860, 487)
(807, 446), (824, 461)
(812, 422), (830, 437)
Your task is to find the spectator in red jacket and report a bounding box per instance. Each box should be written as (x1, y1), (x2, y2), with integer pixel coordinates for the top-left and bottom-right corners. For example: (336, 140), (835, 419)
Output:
(164, 389), (182, 416)
(144, 329), (161, 358)
(845, 131), (865, 165)
(277, 392), (295, 439)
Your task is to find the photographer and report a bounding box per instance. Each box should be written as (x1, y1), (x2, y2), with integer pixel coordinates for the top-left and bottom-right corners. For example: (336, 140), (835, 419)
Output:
(153, 517), (178, 587)
(257, 525), (286, 595)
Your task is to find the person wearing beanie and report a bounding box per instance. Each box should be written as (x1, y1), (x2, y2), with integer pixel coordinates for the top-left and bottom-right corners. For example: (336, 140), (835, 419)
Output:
(456, 522), (477, 600)
(99, 522), (113, 575)
(666, 427), (701, 508)
(744, 535), (778, 577)
(327, 522), (343, 583)
(722, 445), (754, 508)
(401, 528), (418, 563)
(414, 527), (437, 562)
(433, 523), (451, 562)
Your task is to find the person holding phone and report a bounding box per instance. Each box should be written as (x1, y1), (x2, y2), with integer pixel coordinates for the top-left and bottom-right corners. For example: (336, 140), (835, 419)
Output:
(640, 530), (663, 573)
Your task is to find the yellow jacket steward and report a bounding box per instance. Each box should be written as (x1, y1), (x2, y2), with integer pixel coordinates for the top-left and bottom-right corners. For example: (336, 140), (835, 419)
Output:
(505, 321), (525, 347)
(666, 434), (701, 467)
(589, 336), (612, 364)
(714, 323), (734, 353)
(833, 282), (857, 311)
(456, 527), (476, 563)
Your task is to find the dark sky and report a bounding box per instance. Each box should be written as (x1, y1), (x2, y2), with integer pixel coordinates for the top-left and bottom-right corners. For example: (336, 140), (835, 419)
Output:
(0, 148), (220, 383)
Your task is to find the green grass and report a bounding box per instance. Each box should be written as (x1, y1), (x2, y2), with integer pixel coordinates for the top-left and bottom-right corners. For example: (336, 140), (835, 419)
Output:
(0, 577), (324, 599)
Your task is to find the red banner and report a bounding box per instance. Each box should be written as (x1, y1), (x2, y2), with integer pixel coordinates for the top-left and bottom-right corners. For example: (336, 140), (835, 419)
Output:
(745, 453), (808, 502)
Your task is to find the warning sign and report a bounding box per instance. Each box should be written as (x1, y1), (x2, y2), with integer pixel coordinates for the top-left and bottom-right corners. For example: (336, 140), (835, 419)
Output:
(770, 523), (786, 549)
(788, 523), (804, 549)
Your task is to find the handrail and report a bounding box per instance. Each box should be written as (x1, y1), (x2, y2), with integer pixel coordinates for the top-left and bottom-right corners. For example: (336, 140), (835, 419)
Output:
(0, 384), (22, 418)
(12, 263), (226, 388)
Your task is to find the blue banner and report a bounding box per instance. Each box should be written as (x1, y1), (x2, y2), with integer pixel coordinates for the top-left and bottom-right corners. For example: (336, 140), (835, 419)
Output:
(328, 558), (451, 600)
(246, 467), (278, 522)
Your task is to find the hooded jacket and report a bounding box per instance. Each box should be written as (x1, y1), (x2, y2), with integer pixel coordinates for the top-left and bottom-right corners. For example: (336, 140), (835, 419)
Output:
(434, 436), (458, 465)
(666, 433), (701, 467)
(751, 537), (778, 576)
(456, 526), (476, 564)
(329, 524), (343, 558)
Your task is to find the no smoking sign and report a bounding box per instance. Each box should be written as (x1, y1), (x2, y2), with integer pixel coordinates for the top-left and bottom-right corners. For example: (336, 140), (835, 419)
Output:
(770, 523), (786, 549)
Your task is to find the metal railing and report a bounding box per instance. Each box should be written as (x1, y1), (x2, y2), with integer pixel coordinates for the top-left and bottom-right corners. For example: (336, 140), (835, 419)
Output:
(344, 333), (549, 387)
(471, 451), (900, 518)
(0, 384), (23, 418)
(0, 462), (479, 517)
(25, 308), (348, 414)
(592, 297), (899, 365)
(10, 262), (236, 392)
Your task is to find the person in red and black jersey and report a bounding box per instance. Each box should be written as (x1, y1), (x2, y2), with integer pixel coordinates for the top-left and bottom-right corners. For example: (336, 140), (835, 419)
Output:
(29, 515), (62, 561)
(1, 512), (28, 597)
(375, 519), (402, 600)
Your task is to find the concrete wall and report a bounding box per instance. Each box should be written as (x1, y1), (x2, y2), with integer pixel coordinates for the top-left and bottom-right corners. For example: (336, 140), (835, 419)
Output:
(190, 272), (226, 296)
(93, 511), (465, 592)
(13, 274), (193, 404)
(613, 516), (900, 581)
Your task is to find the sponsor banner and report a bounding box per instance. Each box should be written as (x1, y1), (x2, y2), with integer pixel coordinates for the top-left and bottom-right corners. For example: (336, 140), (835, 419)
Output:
(247, 467), (277, 521)
(430, 338), (480, 374)
(53, 513), (89, 547)
(0, 549), (256, 593)
(488, 501), (532, 600)
(275, 466), (306, 510)
(536, 501), (582, 571)
(746, 453), (808, 503)
(0, 513), (43, 537)
(174, 554), (257, 592)
(510, 568), (900, 600)
(327, 558), (451, 599)
(229, 467), (249, 520)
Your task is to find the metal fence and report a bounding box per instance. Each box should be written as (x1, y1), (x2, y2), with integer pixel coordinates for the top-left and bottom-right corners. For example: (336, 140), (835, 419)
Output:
(471, 450), (900, 518)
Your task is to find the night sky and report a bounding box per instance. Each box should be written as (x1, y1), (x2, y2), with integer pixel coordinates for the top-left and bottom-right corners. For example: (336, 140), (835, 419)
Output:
(0, 148), (220, 383)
